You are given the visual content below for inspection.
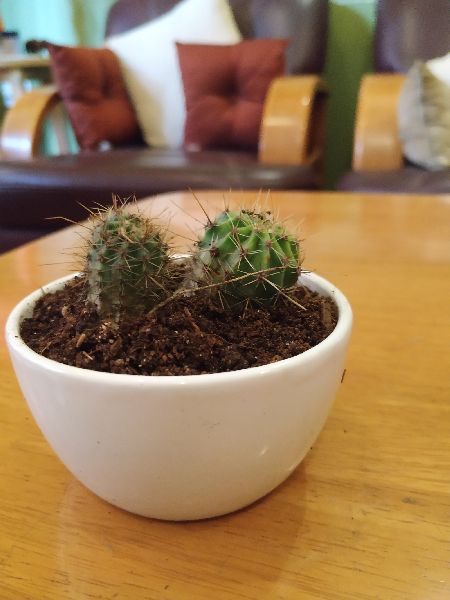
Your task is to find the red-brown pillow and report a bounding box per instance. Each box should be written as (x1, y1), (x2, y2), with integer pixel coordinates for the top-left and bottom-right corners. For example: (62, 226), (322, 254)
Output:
(176, 39), (287, 151)
(47, 43), (141, 151)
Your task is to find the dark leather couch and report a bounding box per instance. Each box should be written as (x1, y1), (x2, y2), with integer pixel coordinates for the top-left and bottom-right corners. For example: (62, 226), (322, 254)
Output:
(337, 0), (450, 194)
(0, 0), (329, 253)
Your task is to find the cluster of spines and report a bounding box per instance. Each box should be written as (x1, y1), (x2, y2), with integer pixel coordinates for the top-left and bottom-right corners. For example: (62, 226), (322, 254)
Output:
(194, 208), (301, 307)
(85, 201), (169, 319)
(82, 197), (302, 317)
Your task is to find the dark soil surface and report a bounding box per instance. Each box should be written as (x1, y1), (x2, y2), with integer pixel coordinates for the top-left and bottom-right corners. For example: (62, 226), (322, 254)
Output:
(20, 276), (338, 376)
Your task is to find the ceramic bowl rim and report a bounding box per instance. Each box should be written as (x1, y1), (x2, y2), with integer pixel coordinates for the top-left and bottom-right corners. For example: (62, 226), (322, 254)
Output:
(5, 272), (352, 387)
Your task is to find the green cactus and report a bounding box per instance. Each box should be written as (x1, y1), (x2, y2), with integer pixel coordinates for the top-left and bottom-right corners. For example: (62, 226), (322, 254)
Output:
(85, 203), (169, 319)
(195, 208), (301, 307)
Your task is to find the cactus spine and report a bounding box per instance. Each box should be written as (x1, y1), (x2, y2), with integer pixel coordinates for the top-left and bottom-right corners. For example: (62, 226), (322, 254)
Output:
(85, 202), (169, 319)
(195, 208), (300, 306)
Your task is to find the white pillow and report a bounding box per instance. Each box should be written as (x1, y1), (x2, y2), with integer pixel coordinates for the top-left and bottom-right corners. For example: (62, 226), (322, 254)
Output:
(106, 0), (242, 148)
(398, 53), (450, 170)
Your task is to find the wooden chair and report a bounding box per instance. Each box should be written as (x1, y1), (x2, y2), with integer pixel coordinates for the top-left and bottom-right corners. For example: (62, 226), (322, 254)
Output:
(338, 0), (450, 194)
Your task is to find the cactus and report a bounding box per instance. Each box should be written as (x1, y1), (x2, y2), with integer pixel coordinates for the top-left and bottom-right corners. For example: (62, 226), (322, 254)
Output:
(195, 208), (301, 307)
(85, 202), (170, 319)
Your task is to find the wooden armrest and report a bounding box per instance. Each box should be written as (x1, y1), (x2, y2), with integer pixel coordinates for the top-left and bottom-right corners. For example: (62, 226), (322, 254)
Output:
(0, 85), (61, 160)
(352, 74), (405, 171)
(258, 75), (327, 166)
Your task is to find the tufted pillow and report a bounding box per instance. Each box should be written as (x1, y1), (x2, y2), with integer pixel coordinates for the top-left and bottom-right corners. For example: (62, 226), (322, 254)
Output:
(47, 42), (142, 151)
(398, 53), (450, 170)
(106, 0), (242, 149)
(177, 39), (287, 151)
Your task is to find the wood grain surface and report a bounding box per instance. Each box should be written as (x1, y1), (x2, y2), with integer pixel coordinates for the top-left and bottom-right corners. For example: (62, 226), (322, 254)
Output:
(259, 76), (326, 165)
(352, 74), (405, 172)
(1, 191), (449, 600)
(0, 85), (60, 160)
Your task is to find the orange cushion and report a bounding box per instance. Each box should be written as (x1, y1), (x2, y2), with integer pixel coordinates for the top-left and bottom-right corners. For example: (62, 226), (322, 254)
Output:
(176, 39), (287, 151)
(47, 43), (141, 150)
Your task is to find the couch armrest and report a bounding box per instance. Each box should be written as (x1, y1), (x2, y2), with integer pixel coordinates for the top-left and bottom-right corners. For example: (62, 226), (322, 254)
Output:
(0, 85), (63, 160)
(352, 74), (405, 171)
(258, 75), (327, 166)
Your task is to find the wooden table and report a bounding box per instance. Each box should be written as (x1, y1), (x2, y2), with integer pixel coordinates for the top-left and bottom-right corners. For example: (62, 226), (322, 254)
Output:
(1, 191), (449, 600)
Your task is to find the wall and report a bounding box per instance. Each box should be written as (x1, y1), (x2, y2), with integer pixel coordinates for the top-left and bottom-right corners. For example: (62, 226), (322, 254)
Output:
(325, 0), (376, 187)
(1, 0), (117, 46)
(1, 0), (377, 188)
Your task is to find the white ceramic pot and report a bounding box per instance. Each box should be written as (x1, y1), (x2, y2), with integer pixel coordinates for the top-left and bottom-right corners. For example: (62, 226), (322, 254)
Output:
(6, 272), (352, 521)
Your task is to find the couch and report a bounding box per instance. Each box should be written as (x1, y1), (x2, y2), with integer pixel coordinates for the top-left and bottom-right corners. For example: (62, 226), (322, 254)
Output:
(337, 0), (450, 194)
(0, 0), (328, 253)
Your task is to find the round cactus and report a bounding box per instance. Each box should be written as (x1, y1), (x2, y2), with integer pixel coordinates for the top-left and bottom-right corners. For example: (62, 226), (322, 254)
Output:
(195, 208), (301, 306)
(85, 204), (169, 319)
